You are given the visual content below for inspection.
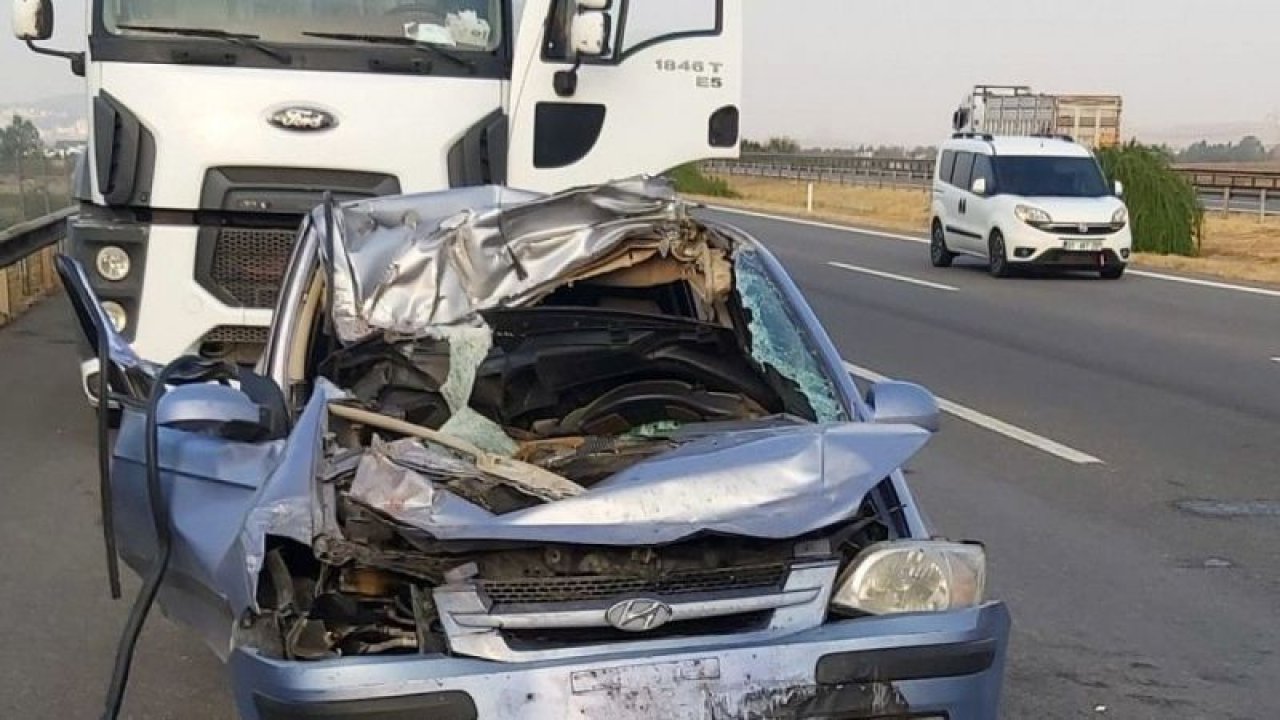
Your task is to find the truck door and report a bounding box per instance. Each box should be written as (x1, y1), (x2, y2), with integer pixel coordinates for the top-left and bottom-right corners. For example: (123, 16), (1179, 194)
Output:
(507, 0), (742, 193)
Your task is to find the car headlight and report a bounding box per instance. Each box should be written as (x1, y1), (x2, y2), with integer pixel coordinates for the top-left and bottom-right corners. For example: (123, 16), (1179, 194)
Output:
(1014, 205), (1052, 226)
(95, 246), (131, 282)
(100, 301), (129, 333)
(832, 541), (986, 615)
(1111, 207), (1129, 229)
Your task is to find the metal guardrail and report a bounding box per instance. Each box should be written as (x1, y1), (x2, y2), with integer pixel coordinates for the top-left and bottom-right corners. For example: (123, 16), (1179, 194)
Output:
(0, 208), (75, 326)
(707, 155), (1280, 216)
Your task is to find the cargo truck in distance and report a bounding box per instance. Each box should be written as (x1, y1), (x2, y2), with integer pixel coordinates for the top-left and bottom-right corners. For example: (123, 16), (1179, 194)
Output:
(12, 0), (743, 403)
(953, 85), (1123, 150)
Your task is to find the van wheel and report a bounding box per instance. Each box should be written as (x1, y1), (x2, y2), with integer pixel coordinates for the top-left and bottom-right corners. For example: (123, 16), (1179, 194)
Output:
(930, 222), (955, 268)
(989, 231), (1013, 278)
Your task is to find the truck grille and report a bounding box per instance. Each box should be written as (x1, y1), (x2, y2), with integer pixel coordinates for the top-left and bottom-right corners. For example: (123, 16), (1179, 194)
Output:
(210, 228), (297, 308)
(202, 326), (271, 345)
(479, 564), (788, 605)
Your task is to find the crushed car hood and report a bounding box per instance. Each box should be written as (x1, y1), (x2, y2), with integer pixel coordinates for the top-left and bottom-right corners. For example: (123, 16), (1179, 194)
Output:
(349, 411), (933, 545)
(311, 177), (685, 343)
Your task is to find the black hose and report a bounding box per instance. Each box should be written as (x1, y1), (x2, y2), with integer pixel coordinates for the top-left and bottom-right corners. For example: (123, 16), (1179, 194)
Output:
(100, 358), (236, 720)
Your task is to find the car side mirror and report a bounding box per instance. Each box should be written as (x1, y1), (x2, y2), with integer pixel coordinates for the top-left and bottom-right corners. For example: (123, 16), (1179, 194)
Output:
(867, 381), (941, 432)
(156, 383), (275, 443)
(970, 177), (988, 197)
(12, 0), (53, 41)
(1114, 180), (1125, 197)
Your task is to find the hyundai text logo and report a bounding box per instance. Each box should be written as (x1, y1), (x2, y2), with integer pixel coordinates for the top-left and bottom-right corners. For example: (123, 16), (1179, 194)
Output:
(268, 106), (337, 132)
(605, 599), (674, 632)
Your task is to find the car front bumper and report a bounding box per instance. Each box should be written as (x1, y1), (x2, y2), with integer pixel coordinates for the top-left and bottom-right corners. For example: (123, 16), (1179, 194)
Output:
(230, 602), (1010, 720)
(1003, 222), (1132, 267)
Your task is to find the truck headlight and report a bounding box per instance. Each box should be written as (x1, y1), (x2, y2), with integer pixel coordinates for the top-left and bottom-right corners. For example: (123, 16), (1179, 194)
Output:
(832, 541), (986, 615)
(96, 246), (131, 282)
(101, 301), (129, 333)
(1111, 207), (1129, 230)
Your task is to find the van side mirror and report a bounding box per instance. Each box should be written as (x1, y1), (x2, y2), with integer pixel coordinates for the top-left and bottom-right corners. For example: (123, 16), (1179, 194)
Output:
(970, 177), (988, 197)
(867, 381), (941, 433)
(12, 0), (54, 41)
(1114, 180), (1125, 197)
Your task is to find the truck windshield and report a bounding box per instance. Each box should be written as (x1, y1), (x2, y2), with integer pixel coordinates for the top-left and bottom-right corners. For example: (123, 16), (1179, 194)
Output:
(102, 0), (504, 52)
(993, 156), (1111, 198)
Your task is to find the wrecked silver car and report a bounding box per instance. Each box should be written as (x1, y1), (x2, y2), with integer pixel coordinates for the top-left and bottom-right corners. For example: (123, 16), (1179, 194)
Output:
(59, 179), (1009, 719)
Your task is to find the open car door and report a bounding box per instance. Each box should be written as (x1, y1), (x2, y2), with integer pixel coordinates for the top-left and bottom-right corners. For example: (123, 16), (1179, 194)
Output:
(508, 0), (742, 192)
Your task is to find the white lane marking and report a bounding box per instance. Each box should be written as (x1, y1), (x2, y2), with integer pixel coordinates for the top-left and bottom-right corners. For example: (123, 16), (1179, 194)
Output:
(827, 261), (959, 292)
(706, 205), (928, 244)
(709, 206), (1280, 300)
(1273, 357), (1280, 365)
(1127, 270), (1280, 299)
(844, 361), (1105, 466)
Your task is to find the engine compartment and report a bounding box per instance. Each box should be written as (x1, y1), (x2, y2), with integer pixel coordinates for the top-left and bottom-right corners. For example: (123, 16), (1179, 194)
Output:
(243, 211), (878, 662)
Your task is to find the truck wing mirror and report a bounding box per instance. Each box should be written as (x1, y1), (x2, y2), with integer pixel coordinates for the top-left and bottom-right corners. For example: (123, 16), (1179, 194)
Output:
(1114, 180), (1125, 197)
(13, 0), (85, 75)
(570, 5), (612, 57)
(970, 177), (988, 196)
(12, 0), (53, 41)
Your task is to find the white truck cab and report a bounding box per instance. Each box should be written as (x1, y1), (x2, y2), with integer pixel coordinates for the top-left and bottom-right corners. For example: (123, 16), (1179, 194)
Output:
(12, 0), (743, 398)
(930, 133), (1132, 279)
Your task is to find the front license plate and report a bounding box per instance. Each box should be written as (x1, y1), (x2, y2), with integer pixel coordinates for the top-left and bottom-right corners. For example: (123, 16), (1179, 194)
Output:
(1062, 239), (1103, 251)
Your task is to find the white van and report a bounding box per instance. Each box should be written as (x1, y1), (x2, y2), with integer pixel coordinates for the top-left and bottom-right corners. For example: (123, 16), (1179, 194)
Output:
(929, 134), (1132, 279)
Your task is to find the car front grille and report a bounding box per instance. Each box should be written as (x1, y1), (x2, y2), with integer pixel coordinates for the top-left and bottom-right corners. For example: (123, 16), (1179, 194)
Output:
(210, 227), (298, 308)
(479, 563), (789, 605)
(1043, 223), (1116, 236)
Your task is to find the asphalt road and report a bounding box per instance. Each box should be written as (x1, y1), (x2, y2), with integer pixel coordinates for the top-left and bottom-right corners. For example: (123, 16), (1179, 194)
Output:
(2, 209), (1279, 718)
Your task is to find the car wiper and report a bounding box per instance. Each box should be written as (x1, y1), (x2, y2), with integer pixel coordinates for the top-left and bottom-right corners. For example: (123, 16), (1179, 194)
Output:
(300, 31), (475, 72)
(115, 24), (292, 64)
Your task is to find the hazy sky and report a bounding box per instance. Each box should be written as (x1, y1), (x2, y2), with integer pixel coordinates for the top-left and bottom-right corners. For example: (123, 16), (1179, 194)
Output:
(3, 0), (1279, 146)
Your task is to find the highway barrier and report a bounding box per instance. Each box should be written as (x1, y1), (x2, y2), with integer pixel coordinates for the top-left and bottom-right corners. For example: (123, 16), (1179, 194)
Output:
(0, 208), (74, 327)
(706, 155), (1280, 216)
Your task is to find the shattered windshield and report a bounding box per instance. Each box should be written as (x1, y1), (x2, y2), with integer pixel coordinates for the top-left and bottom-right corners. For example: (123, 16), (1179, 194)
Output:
(101, 0), (505, 51)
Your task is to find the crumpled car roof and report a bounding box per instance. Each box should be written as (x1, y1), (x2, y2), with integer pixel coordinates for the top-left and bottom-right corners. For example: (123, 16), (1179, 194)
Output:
(307, 177), (685, 343)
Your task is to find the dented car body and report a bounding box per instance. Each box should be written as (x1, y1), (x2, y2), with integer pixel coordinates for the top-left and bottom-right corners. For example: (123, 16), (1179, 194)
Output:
(61, 179), (1009, 719)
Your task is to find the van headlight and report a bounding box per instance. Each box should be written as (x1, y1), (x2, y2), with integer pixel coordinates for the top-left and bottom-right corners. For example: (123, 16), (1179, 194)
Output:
(1014, 205), (1052, 226)
(1111, 207), (1129, 230)
(832, 541), (986, 615)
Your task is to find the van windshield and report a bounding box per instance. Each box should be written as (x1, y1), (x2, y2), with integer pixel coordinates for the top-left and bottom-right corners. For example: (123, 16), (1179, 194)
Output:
(993, 156), (1111, 198)
(102, 0), (504, 52)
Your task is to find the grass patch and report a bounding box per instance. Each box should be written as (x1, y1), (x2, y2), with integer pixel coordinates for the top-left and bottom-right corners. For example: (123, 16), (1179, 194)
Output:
(667, 164), (738, 198)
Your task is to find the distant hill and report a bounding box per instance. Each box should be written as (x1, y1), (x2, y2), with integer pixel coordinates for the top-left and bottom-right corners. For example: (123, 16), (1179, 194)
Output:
(0, 94), (87, 145)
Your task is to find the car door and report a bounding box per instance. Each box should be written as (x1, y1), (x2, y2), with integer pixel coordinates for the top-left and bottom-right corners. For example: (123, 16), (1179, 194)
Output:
(966, 153), (997, 254)
(507, 0), (743, 192)
(55, 254), (290, 658)
(947, 152), (981, 252)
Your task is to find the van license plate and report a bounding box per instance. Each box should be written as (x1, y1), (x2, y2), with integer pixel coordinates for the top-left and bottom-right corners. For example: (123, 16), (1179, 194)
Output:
(1063, 239), (1103, 251)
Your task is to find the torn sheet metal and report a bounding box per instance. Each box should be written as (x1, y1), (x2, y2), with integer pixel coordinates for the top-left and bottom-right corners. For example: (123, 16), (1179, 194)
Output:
(312, 177), (684, 343)
(346, 421), (930, 546)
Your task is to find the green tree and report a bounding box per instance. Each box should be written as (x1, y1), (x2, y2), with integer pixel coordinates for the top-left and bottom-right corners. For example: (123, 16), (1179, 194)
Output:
(1098, 142), (1202, 257)
(0, 115), (45, 165)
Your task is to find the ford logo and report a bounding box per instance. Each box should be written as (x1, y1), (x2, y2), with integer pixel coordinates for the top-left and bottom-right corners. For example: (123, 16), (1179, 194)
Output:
(268, 106), (337, 132)
(605, 598), (674, 632)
